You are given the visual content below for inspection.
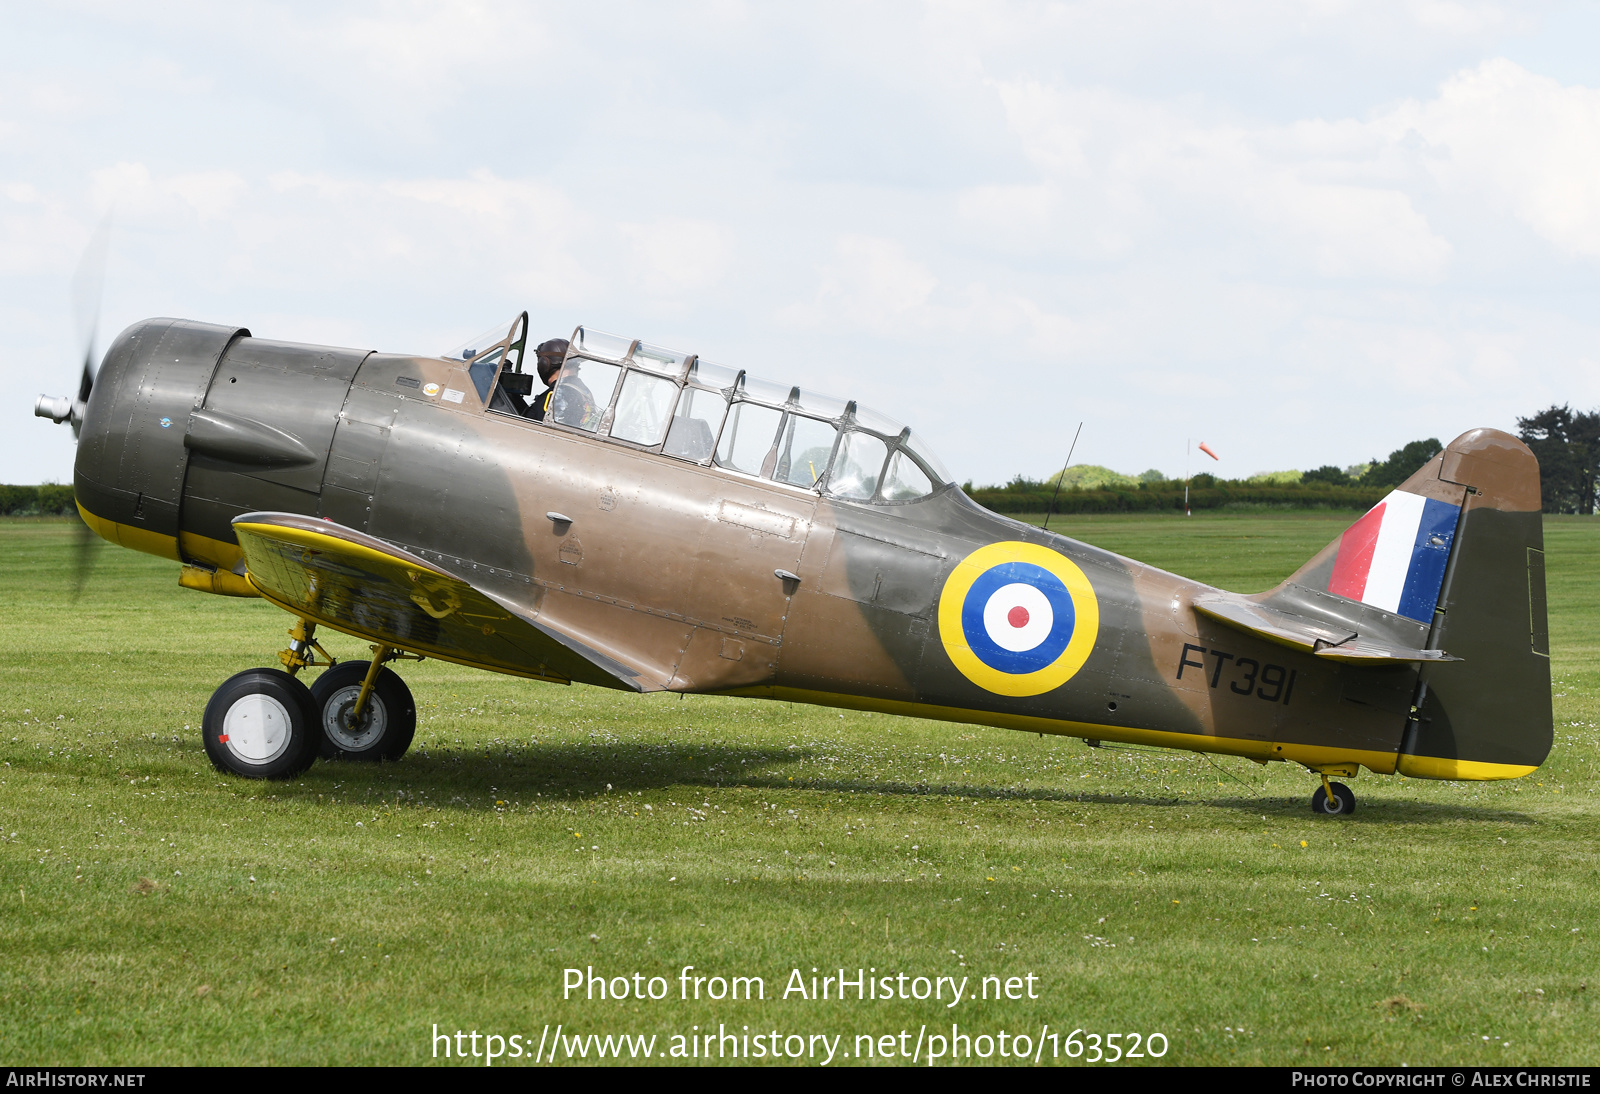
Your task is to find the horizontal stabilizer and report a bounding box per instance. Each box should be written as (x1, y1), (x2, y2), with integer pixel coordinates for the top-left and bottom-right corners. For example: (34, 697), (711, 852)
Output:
(1192, 596), (1461, 665)
(1311, 640), (1461, 665)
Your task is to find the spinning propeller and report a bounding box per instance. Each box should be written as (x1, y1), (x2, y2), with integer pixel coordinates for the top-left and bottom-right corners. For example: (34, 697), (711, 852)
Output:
(34, 215), (112, 596)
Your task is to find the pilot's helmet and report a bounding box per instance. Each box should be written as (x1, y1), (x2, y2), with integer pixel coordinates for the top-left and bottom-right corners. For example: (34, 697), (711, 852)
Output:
(535, 339), (571, 383)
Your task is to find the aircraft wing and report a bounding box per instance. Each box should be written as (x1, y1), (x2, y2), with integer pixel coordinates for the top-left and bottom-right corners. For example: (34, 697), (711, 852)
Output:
(232, 512), (660, 691)
(1191, 596), (1461, 665)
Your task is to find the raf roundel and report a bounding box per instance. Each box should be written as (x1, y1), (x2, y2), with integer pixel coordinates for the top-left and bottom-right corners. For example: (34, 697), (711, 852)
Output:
(937, 541), (1100, 697)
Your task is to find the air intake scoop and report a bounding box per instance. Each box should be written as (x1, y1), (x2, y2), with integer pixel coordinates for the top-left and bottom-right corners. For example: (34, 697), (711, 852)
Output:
(185, 407), (316, 469)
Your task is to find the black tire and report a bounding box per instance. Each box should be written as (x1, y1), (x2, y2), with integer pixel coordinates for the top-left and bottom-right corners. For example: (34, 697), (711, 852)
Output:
(310, 661), (416, 762)
(202, 668), (320, 780)
(1310, 781), (1356, 816)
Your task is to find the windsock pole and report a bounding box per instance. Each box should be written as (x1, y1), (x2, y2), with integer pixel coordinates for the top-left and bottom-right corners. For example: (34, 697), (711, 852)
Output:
(1185, 439), (1191, 517)
(1187, 440), (1219, 517)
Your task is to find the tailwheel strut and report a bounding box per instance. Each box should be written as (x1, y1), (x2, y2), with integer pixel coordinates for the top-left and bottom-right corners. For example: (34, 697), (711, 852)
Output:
(1309, 772), (1356, 816)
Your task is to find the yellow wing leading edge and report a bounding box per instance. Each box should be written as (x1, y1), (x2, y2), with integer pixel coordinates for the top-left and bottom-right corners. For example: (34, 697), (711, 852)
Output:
(232, 512), (659, 691)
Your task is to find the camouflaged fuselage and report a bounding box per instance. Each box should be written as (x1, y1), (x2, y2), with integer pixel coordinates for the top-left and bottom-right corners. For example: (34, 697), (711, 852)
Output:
(72, 318), (1552, 782)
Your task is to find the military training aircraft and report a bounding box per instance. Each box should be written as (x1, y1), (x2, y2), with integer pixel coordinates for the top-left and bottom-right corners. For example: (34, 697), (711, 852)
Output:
(36, 311), (1551, 815)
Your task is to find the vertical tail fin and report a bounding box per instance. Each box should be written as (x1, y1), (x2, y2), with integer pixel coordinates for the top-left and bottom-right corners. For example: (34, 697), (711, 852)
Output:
(1325, 490), (1461, 624)
(1271, 429), (1551, 779)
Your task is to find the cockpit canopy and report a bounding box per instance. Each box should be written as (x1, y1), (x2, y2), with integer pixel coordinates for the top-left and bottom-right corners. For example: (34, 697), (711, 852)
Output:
(451, 318), (953, 504)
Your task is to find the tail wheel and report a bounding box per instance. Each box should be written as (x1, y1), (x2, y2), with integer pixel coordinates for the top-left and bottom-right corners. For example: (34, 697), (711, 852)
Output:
(202, 668), (320, 779)
(310, 660), (416, 762)
(1310, 781), (1356, 816)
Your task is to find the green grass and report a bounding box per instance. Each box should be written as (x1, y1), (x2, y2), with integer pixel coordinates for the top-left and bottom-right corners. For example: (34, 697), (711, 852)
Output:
(1, 512), (1597, 1066)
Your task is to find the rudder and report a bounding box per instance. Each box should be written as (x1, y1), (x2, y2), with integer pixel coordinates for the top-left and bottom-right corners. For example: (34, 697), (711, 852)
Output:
(1400, 429), (1550, 778)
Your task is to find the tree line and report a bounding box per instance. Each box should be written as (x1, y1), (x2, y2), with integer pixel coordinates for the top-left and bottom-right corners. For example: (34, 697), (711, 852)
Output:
(0, 484), (76, 516)
(1517, 405), (1598, 514)
(968, 438), (1445, 515)
(971, 414), (1597, 517)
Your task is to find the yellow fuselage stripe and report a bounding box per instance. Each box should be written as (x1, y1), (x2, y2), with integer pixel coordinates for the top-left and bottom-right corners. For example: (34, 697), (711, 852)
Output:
(723, 686), (1535, 782)
(1395, 754), (1537, 781)
(79, 502), (245, 571)
(78, 502), (181, 561)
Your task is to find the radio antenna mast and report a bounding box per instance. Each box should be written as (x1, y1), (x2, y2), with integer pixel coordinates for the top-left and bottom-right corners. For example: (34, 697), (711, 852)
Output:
(1042, 421), (1083, 533)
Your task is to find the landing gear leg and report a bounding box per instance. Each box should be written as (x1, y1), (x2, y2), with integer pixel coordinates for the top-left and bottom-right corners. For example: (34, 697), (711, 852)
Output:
(1309, 775), (1356, 816)
(349, 645), (391, 724)
(310, 644), (419, 762)
(278, 618), (336, 676)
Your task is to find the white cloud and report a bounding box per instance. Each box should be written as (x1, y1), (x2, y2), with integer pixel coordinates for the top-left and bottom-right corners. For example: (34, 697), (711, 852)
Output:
(821, 235), (938, 325)
(88, 162), (248, 225)
(1385, 58), (1600, 257)
(776, 234), (1090, 380)
(1255, 178), (1452, 280)
(0, 182), (88, 277)
(1406, 0), (1509, 35)
(990, 79), (1454, 281)
(165, 172), (249, 221)
(619, 217), (736, 302)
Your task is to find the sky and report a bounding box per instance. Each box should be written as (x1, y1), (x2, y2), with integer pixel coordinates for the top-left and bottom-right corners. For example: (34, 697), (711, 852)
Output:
(5, 1), (1600, 487)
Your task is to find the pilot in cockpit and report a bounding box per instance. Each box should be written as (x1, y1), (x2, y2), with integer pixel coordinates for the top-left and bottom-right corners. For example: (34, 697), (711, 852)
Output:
(526, 338), (570, 422)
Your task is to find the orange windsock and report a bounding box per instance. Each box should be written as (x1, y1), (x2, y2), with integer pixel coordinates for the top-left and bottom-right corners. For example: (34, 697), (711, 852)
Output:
(1198, 442), (1219, 461)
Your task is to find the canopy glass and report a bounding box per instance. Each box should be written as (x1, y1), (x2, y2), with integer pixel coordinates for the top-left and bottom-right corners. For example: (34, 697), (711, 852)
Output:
(451, 319), (953, 504)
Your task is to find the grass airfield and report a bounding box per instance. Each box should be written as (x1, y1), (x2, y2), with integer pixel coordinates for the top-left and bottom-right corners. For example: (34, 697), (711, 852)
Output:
(1, 511), (1596, 1067)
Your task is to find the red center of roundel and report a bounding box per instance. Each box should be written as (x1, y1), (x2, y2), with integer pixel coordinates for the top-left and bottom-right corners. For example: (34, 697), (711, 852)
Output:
(1007, 605), (1030, 629)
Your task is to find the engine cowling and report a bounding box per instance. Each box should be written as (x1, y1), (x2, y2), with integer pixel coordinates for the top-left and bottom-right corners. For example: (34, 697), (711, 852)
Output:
(75, 318), (370, 570)
(75, 319), (247, 559)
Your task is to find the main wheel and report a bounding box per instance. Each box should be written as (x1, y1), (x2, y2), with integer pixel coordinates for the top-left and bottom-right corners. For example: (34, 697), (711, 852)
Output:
(1310, 781), (1356, 816)
(310, 661), (416, 762)
(202, 668), (320, 779)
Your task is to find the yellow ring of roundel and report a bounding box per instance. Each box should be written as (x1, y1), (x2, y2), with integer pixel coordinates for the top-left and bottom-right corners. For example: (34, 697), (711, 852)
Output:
(937, 540), (1100, 697)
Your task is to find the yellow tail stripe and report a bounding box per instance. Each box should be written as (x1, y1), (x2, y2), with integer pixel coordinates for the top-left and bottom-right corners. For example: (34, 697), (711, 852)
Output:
(1396, 755), (1538, 781)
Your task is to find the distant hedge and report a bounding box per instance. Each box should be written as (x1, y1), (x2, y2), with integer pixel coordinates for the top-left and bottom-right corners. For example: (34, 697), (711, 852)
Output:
(969, 482), (1386, 514)
(0, 485), (77, 516)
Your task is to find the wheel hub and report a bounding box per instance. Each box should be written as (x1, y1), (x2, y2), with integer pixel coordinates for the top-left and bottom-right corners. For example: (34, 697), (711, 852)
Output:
(323, 685), (386, 751)
(222, 693), (293, 766)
